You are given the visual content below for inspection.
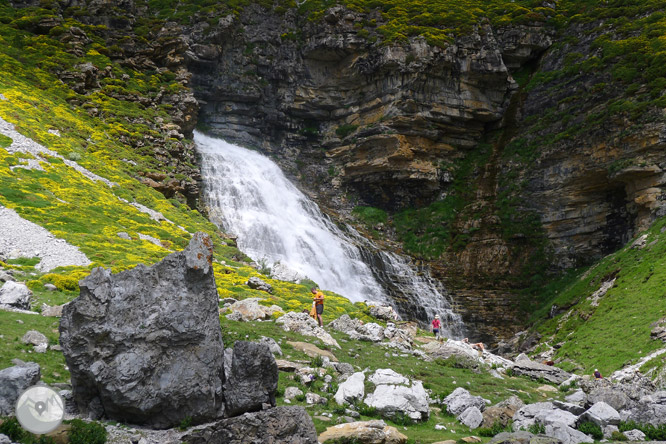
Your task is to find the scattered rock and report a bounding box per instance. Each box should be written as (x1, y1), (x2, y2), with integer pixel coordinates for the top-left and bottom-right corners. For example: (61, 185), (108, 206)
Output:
(0, 281), (32, 309)
(117, 232), (131, 240)
(318, 420), (407, 444)
(579, 401), (621, 427)
(330, 314), (384, 342)
(490, 431), (559, 444)
(334, 371), (365, 405)
(226, 298), (282, 321)
(183, 406), (318, 444)
(259, 336), (283, 356)
(287, 341), (338, 362)
(368, 369), (409, 386)
(512, 402), (556, 430)
(443, 388), (488, 417)
(276, 359), (307, 372)
(224, 341), (278, 417)
(306, 392), (327, 405)
(43, 283), (57, 291)
(482, 396), (524, 428)
(364, 379), (429, 421)
(623, 429), (646, 441)
(41, 304), (63, 317)
(459, 406), (483, 429)
(0, 434), (10, 444)
(511, 359), (572, 384)
(21, 330), (48, 347)
(246, 276), (273, 293)
(59, 233), (225, 428)
(0, 362), (40, 416)
(544, 422), (593, 444)
(276, 312), (340, 349)
(0, 269), (14, 283)
(369, 305), (399, 321)
(284, 387), (303, 401)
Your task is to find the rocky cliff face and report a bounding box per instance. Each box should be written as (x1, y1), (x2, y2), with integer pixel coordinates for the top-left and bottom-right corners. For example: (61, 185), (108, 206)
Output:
(10, 0), (666, 344)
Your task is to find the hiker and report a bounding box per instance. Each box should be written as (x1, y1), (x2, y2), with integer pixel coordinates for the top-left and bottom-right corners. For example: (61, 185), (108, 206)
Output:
(431, 315), (442, 340)
(311, 287), (324, 327)
(594, 368), (603, 379)
(462, 337), (485, 352)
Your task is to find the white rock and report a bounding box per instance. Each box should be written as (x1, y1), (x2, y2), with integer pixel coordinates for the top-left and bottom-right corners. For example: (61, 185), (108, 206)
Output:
(368, 369), (409, 386)
(21, 330), (47, 346)
(443, 387), (488, 417)
(364, 381), (429, 421)
(335, 372), (365, 405)
(0, 281), (32, 309)
(545, 421), (594, 444)
(276, 312), (340, 348)
(284, 386), (303, 401)
(580, 401), (621, 426)
(458, 406), (483, 429)
(623, 429), (646, 441)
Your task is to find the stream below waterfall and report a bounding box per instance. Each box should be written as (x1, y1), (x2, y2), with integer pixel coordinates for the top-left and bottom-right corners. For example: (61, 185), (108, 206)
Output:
(195, 131), (464, 337)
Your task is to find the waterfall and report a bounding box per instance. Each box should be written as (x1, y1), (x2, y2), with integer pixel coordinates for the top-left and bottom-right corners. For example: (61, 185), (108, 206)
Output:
(195, 131), (464, 337)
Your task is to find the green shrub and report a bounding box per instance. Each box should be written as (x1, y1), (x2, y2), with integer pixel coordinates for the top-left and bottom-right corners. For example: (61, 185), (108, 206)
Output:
(0, 134), (12, 148)
(352, 206), (387, 226)
(0, 417), (28, 442)
(335, 124), (359, 138)
(578, 421), (603, 440)
(356, 403), (378, 417)
(67, 419), (107, 444)
(619, 421), (666, 440)
(478, 420), (508, 437)
(528, 422), (545, 434)
(611, 431), (628, 441)
(310, 354), (324, 368)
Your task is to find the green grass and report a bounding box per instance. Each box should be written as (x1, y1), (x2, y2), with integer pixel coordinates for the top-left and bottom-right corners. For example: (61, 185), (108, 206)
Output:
(0, 311), (68, 384)
(222, 315), (562, 442)
(530, 215), (666, 375)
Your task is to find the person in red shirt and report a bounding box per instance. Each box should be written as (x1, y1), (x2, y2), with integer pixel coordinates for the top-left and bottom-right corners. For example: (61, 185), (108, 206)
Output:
(431, 314), (442, 340)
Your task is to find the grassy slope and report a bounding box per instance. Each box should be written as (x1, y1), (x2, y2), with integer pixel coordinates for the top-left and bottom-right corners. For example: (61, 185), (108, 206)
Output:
(529, 217), (666, 378)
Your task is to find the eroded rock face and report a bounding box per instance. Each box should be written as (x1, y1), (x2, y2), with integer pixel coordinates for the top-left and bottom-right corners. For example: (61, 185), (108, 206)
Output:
(0, 362), (40, 416)
(223, 341), (278, 417)
(183, 406), (318, 444)
(59, 232), (225, 429)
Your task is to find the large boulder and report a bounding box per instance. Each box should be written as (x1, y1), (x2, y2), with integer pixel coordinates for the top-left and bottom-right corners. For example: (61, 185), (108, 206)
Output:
(544, 422), (593, 444)
(183, 406), (318, 444)
(459, 406), (483, 429)
(330, 314), (384, 342)
(334, 372), (365, 405)
(224, 341), (278, 417)
(511, 359), (572, 384)
(512, 402), (556, 431)
(364, 379), (429, 421)
(318, 420), (407, 444)
(0, 362), (40, 416)
(245, 276), (273, 293)
(579, 402), (620, 427)
(368, 369), (409, 386)
(0, 281), (32, 309)
(442, 387), (488, 417)
(59, 233), (225, 429)
(276, 312), (340, 348)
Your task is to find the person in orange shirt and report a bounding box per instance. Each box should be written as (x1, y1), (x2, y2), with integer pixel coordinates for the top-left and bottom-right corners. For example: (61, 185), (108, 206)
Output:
(311, 287), (324, 327)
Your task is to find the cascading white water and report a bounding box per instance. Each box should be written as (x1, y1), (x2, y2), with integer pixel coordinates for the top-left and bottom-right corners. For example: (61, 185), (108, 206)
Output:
(195, 131), (464, 337)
